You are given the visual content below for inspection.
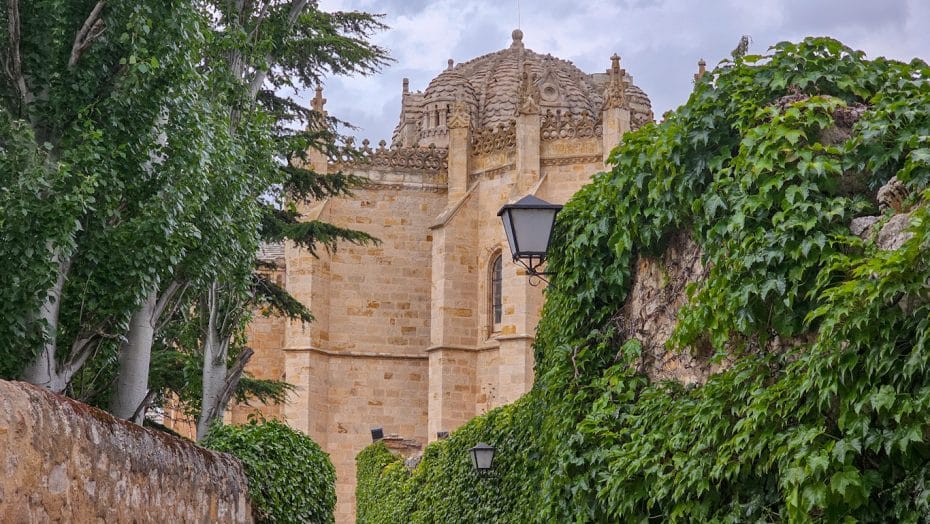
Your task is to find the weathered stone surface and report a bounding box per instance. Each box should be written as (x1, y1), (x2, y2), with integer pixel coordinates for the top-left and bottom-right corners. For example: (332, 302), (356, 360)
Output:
(849, 215), (881, 237)
(876, 213), (914, 251)
(0, 380), (251, 523)
(618, 231), (712, 384)
(877, 175), (910, 213)
(848, 176), (915, 250)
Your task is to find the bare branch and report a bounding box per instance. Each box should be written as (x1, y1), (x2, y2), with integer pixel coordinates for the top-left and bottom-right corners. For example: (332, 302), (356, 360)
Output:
(214, 347), (254, 422)
(153, 279), (186, 322)
(130, 389), (156, 423)
(247, 0), (271, 42)
(68, 1), (107, 70)
(59, 329), (106, 386)
(6, 0), (33, 109)
(247, 0), (309, 101)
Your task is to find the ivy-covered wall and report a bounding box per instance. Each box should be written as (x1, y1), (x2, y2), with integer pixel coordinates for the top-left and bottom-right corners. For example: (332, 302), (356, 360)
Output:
(357, 38), (930, 522)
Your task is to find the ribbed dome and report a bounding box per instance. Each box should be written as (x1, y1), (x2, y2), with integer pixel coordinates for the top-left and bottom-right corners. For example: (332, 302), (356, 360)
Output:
(422, 60), (479, 115)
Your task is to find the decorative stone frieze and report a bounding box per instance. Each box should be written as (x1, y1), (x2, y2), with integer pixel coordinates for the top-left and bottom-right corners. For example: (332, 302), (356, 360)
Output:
(471, 122), (517, 155)
(541, 110), (602, 140)
(329, 139), (448, 173)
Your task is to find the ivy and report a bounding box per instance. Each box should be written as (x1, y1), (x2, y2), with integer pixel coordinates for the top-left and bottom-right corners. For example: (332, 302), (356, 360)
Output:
(357, 37), (930, 522)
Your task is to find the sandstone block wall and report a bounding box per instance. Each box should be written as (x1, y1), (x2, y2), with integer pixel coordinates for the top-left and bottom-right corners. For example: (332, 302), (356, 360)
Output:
(0, 380), (251, 523)
(307, 354), (429, 523)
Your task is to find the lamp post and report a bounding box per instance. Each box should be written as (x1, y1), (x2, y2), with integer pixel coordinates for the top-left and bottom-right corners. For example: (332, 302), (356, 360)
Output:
(468, 442), (496, 477)
(497, 195), (562, 285)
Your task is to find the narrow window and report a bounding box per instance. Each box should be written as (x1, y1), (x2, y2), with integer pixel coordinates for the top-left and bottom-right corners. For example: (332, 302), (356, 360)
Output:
(490, 254), (503, 330)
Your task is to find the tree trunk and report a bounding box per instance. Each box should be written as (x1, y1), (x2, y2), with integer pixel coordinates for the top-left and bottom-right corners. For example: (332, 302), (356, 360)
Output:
(110, 290), (158, 422)
(197, 282), (228, 440)
(21, 248), (72, 392)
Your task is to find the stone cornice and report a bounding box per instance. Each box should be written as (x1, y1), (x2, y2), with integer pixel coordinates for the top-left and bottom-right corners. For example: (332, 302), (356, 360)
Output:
(425, 344), (500, 353)
(541, 154), (602, 166)
(283, 346), (428, 360)
(494, 334), (536, 343)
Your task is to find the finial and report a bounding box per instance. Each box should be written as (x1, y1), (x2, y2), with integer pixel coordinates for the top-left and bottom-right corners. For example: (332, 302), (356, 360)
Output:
(402, 77), (409, 94)
(311, 85), (327, 113)
(610, 53), (621, 74)
(694, 59), (707, 82)
(511, 28), (524, 49)
(447, 58), (454, 70)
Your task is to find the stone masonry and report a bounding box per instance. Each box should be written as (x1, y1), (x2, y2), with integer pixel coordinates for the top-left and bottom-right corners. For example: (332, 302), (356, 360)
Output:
(0, 380), (251, 523)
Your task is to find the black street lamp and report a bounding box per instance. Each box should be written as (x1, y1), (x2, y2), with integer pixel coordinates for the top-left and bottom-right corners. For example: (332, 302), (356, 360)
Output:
(468, 442), (496, 477)
(497, 195), (562, 284)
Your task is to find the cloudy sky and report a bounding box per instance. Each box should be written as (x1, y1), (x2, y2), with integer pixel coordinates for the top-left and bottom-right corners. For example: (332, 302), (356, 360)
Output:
(313, 0), (930, 143)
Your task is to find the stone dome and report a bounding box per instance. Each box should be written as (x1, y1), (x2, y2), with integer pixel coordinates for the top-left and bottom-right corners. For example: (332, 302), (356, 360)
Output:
(422, 59), (479, 118)
(416, 30), (652, 130)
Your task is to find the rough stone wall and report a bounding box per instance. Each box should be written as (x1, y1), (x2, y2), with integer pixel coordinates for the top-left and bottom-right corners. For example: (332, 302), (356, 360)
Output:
(427, 348), (478, 439)
(474, 349), (500, 415)
(539, 158), (605, 204)
(0, 380), (251, 524)
(617, 231), (713, 384)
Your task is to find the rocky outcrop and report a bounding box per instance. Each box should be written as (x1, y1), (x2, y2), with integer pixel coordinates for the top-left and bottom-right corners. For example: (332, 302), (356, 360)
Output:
(0, 380), (251, 523)
(852, 176), (916, 250)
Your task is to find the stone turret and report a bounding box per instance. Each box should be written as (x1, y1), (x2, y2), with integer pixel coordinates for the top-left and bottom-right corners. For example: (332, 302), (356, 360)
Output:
(308, 86), (328, 173)
(694, 58), (707, 82)
(601, 54), (631, 161)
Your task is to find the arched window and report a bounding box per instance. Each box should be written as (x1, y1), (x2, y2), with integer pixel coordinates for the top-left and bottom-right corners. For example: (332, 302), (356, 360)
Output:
(490, 254), (503, 330)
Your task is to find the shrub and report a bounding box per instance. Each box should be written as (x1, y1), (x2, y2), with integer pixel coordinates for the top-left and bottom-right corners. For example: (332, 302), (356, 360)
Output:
(203, 419), (336, 523)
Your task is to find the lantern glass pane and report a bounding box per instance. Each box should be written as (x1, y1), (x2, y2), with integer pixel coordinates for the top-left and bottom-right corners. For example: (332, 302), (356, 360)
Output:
(475, 448), (494, 470)
(501, 211), (517, 258)
(510, 208), (556, 255)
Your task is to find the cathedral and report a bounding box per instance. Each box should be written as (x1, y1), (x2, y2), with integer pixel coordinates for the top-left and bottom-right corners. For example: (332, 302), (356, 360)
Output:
(238, 29), (653, 522)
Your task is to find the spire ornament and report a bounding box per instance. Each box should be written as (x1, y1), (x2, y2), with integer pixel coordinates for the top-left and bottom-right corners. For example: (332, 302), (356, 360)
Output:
(517, 62), (540, 115)
(511, 28), (524, 50)
(694, 58), (707, 82)
(448, 95), (471, 129)
(311, 85), (327, 113)
(603, 53), (629, 110)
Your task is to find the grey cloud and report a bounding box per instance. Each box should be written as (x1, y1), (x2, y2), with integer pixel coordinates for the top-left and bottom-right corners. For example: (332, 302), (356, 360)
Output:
(313, 0), (930, 144)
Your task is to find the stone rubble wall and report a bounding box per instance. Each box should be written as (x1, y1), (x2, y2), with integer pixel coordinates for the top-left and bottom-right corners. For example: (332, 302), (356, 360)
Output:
(0, 380), (251, 523)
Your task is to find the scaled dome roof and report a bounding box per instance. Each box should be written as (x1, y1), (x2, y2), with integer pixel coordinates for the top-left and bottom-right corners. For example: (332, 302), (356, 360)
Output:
(418, 29), (652, 130)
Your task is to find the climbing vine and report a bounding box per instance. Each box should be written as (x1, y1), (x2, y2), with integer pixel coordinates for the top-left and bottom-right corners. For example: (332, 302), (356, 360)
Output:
(357, 38), (930, 522)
